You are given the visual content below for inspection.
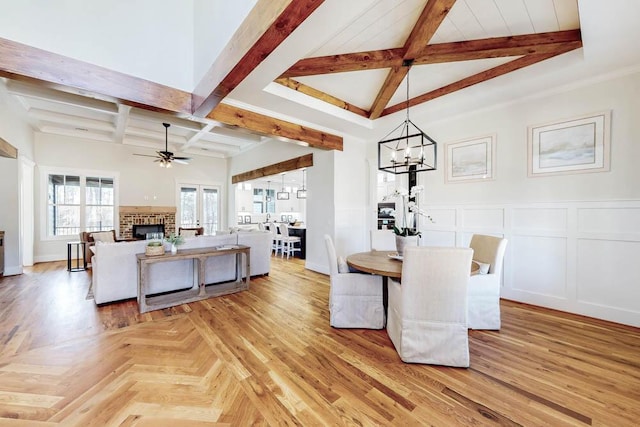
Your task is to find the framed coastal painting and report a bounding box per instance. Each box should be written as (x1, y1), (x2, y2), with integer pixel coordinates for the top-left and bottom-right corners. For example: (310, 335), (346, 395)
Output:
(445, 135), (496, 183)
(528, 111), (611, 177)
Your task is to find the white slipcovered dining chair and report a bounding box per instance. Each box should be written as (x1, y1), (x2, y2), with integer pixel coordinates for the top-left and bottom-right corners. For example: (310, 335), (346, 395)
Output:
(468, 234), (508, 330)
(324, 235), (385, 329)
(387, 246), (474, 367)
(268, 223), (281, 256)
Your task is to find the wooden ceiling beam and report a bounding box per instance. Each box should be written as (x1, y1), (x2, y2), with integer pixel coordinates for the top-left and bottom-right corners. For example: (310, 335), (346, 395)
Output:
(280, 48), (404, 78)
(0, 37), (193, 114)
(369, 0), (457, 119)
(0, 137), (18, 159)
(208, 104), (342, 151)
(381, 46), (580, 117)
(414, 29), (582, 65)
(232, 153), (313, 184)
(275, 77), (369, 117)
(280, 30), (581, 78)
(193, 0), (325, 117)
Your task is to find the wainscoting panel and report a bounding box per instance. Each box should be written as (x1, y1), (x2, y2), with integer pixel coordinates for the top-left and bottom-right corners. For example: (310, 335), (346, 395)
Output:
(510, 235), (568, 299)
(576, 239), (640, 313)
(422, 230), (456, 247)
(421, 200), (640, 327)
(427, 208), (457, 227)
(512, 208), (567, 233)
(462, 208), (504, 229)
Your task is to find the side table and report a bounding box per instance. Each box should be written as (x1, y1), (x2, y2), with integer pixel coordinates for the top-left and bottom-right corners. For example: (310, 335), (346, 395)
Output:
(67, 241), (87, 272)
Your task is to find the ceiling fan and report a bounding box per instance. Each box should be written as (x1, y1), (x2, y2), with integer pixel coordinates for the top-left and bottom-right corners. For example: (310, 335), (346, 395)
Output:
(134, 122), (191, 167)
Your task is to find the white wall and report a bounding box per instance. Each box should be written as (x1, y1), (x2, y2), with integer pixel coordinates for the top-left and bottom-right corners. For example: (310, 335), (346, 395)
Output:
(0, 85), (35, 275)
(0, 0), (195, 91)
(370, 70), (640, 326)
(193, 0), (258, 84)
(33, 133), (227, 262)
(229, 135), (371, 275)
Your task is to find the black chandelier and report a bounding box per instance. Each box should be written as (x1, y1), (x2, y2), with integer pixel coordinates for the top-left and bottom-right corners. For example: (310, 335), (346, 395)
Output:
(378, 60), (437, 175)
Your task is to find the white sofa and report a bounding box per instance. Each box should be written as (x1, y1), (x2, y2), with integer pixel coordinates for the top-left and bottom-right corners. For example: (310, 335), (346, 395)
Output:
(92, 231), (271, 304)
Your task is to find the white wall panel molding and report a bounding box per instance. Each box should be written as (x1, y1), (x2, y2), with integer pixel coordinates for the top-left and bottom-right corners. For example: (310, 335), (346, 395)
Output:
(422, 200), (640, 327)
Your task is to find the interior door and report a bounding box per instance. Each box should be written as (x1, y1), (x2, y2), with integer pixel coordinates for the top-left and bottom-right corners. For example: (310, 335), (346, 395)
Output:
(178, 184), (220, 235)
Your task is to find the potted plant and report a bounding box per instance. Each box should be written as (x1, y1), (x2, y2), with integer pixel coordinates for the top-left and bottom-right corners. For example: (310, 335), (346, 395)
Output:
(145, 240), (164, 256)
(165, 233), (185, 254)
(383, 185), (433, 255)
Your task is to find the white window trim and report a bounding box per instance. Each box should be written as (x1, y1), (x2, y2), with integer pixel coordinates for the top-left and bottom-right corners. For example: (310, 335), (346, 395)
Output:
(39, 166), (120, 241)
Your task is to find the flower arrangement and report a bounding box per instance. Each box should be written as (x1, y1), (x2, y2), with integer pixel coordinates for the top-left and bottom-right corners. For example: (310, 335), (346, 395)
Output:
(165, 233), (185, 246)
(382, 185), (433, 236)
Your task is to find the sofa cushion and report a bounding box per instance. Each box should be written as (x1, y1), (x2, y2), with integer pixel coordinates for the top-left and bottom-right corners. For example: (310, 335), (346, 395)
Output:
(91, 231), (115, 243)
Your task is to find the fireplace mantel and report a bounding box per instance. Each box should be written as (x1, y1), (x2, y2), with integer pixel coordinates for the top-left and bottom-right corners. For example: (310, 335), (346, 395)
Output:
(120, 206), (176, 214)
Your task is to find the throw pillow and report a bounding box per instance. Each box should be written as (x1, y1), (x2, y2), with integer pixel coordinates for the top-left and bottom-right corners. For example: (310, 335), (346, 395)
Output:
(91, 231), (115, 243)
(337, 256), (350, 273)
(180, 229), (197, 238)
(472, 260), (490, 274)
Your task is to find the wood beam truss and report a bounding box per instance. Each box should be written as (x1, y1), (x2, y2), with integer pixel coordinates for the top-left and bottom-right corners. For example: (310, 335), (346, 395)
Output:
(277, 28), (582, 120)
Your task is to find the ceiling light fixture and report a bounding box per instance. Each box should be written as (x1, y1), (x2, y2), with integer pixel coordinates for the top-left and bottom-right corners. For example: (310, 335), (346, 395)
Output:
(378, 60), (437, 176)
(277, 174), (289, 200)
(297, 169), (307, 199)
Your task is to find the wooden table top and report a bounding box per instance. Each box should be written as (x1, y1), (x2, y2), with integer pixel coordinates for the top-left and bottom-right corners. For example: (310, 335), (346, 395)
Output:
(346, 251), (404, 278)
(346, 250), (479, 279)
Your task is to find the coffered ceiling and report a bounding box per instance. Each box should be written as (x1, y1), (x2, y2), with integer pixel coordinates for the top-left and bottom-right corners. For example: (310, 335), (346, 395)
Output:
(0, 0), (638, 161)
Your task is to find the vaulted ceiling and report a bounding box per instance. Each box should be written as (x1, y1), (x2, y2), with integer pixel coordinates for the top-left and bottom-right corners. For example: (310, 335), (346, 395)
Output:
(0, 0), (637, 161)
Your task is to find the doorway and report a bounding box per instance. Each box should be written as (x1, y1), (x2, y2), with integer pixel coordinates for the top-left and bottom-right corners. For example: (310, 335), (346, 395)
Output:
(177, 184), (220, 235)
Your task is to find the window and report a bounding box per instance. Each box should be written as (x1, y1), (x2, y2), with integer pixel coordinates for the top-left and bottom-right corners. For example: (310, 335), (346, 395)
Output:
(45, 171), (117, 237)
(86, 177), (114, 232)
(252, 188), (275, 214)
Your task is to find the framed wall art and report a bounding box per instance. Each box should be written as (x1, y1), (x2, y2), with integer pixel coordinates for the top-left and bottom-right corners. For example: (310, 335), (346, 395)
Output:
(528, 111), (611, 177)
(445, 134), (496, 183)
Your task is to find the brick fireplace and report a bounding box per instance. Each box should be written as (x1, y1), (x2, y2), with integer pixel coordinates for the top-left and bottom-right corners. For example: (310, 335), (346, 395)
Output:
(119, 206), (176, 239)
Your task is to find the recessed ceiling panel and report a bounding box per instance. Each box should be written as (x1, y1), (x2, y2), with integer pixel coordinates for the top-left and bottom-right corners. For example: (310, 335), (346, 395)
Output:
(297, 68), (391, 111)
(387, 56), (520, 106)
(309, 0), (424, 56)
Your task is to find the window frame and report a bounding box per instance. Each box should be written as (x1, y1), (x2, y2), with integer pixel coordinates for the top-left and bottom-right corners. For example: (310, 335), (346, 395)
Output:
(40, 166), (119, 241)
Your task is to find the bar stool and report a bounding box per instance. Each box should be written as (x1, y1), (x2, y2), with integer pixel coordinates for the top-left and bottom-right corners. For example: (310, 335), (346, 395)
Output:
(279, 224), (301, 259)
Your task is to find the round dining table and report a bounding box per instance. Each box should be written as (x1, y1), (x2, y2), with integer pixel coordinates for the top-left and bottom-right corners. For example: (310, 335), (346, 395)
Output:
(346, 250), (480, 278)
(346, 251), (403, 278)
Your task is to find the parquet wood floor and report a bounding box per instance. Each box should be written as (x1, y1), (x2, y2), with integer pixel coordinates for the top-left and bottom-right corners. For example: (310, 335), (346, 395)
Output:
(0, 256), (638, 426)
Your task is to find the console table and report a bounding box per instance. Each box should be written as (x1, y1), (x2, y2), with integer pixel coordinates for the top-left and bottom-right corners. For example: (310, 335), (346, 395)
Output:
(136, 245), (250, 313)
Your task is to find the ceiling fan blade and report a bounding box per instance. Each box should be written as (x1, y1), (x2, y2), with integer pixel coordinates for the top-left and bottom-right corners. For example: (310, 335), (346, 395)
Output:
(172, 156), (191, 161)
(134, 153), (159, 158)
(173, 159), (189, 165)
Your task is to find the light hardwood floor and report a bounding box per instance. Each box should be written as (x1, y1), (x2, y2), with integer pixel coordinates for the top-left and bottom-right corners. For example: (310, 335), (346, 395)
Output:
(0, 256), (638, 426)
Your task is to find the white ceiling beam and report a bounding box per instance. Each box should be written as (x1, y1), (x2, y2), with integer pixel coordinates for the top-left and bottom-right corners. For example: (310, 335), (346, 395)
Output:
(113, 104), (131, 144)
(5, 80), (118, 114)
(39, 126), (113, 142)
(181, 122), (215, 151)
(29, 108), (115, 132)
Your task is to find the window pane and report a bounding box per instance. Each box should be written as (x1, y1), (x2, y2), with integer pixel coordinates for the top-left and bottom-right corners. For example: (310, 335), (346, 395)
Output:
(65, 176), (80, 204)
(180, 187), (197, 227)
(101, 178), (114, 205)
(202, 188), (218, 234)
(48, 175), (63, 204)
(86, 177), (100, 205)
(253, 202), (263, 213)
(86, 206), (114, 231)
(55, 205), (80, 235)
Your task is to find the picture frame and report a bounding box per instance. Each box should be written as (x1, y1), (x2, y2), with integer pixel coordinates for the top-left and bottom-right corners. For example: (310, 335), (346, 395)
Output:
(445, 134), (496, 183)
(528, 111), (611, 177)
(244, 215), (251, 224)
(237, 216), (244, 224)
